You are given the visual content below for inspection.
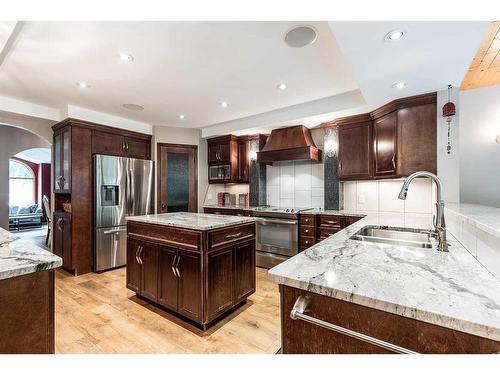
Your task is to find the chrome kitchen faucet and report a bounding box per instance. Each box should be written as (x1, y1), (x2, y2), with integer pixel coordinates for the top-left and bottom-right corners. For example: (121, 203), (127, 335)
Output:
(398, 171), (449, 252)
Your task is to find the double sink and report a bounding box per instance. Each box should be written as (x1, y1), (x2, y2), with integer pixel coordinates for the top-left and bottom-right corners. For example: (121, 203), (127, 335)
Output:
(350, 225), (435, 249)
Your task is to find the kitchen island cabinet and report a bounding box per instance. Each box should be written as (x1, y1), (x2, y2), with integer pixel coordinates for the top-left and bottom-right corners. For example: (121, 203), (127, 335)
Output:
(126, 212), (256, 329)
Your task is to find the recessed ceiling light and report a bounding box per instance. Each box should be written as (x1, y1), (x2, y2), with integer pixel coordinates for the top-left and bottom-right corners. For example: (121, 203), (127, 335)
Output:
(393, 81), (407, 89)
(119, 52), (134, 62)
(220, 101), (228, 108)
(277, 83), (287, 90)
(284, 25), (317, 48)
(179, 114), (185, 120)
(385, 29), (404, 42)
(76, 81), (90, 88)
(122, 103), (144, 111)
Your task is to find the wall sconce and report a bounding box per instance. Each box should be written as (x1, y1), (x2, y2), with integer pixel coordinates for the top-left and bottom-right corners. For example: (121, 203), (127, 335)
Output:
(324, 127), (338, 158)
(249, 140), (259, 161)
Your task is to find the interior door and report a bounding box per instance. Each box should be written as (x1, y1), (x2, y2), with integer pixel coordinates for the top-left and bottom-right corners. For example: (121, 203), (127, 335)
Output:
(158, 143), (198, 213)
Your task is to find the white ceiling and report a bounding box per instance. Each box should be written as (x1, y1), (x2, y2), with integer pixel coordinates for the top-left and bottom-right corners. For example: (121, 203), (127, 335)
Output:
(15, 147), (51, 164)
(0, 21), (358, 129)
(329, 21), (488, 107)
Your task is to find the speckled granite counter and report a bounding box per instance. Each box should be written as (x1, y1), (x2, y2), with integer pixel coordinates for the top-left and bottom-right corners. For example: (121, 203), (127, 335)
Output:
(203, 205), (257, 211)
(126, 212), (255, 231)
(268, 212), (500, 341)
(0, 228), (62, 280)
(303, 208), (367, 216)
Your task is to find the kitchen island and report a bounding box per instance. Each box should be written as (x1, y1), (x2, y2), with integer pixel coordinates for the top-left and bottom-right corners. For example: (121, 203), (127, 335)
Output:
(269, 212), (500, 354)
(126, 212), (256, 329)
(0, 227), (62, 353)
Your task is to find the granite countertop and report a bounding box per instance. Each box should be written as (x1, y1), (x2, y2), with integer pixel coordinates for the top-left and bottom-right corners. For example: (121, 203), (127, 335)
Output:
(126, 212), (255, 231)
(446, 203), (500, 239)
(203, 204), (257, 211)
(303, 208), (367, 216)
(268, 212), (500, 341)
(0, 228), (62, 281)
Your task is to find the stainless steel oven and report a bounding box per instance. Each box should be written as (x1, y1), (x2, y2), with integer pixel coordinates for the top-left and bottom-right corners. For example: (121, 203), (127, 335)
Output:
(254, 210), (300, 268)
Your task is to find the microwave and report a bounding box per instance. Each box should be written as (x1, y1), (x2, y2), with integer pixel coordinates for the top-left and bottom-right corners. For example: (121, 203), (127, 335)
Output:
(209, 164), (231, 181)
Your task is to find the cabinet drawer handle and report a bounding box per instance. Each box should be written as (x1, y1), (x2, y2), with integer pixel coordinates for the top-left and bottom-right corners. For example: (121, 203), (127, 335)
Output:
(392, 153), (397, 169)
(226, 232), (242, 239)
(304, 229), (309, 233)
(175, 255), (181, 277)
(290, 296), (418, 354)
(171, 255), (178, 277)
(325, 220), (338, 225)
(135, 245), (142, 264)
(305, 240), (309, 245)
(304, 218), (309, 223)
(56, 217), (63, 231)
(339, 161), (343, 171)
(122, 142), (126, 150)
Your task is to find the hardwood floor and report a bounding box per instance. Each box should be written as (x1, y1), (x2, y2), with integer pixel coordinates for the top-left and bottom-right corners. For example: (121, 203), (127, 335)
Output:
(55, 266), (280, 353)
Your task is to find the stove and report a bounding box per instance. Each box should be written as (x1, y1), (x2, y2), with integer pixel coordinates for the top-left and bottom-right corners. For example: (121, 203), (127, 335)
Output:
(254, 206), (312, 269)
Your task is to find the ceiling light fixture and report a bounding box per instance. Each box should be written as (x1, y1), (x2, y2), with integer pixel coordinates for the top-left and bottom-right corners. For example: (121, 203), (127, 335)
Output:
(76, 81), (90, 88)
(179, 114), (185, 120)
(392, 81), (407, 89)
(385, 29), (404, 42)
(220, 101), (228, 108)
(119, 52), (134, 62)
(277, 83), (287, 90)
(122, 103), (144, 111)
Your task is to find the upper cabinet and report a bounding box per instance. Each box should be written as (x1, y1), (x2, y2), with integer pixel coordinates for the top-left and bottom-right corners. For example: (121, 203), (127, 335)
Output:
(335, 92), (437, 181)
(338, 118), (372, 180)
(53, 126), (71, 193)
(92, 130), (150, 159)
(208, 134), (266, 184)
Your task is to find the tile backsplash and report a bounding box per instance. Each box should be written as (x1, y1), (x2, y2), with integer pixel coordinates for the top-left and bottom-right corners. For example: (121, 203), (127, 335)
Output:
(266, 161), (324, 208)
(343, 179), (436, 214)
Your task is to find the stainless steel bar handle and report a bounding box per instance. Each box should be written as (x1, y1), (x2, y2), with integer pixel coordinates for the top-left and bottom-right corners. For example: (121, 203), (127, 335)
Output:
(325, 220), (338, 224)
(56, 217), (63, 231)
(226, 232), (242, 239)
(171, 255), (178, 277)
(135, 246), (141, 264)
(103, 228), (127, 235)
(290, 296), (418, 355)
(257, 218), (298, 225)
(392, 153), (396, 169)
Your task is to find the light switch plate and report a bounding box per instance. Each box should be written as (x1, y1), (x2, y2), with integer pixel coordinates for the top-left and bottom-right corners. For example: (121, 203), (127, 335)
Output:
(358, 194), (365, 204)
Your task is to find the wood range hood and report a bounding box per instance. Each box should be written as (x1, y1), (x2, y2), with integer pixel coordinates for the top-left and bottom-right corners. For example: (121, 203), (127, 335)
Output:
(257, 125), (322, 164)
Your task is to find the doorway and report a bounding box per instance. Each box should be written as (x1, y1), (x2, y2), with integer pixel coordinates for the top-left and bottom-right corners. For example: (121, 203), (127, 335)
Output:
(157, 143), (198, 213)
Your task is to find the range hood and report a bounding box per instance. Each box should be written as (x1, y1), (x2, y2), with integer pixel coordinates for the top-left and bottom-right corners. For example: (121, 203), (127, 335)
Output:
(257, 125), (322, 164)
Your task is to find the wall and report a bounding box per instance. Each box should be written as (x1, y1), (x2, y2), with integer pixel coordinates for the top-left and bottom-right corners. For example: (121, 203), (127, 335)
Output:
(343, 179), (435, 214)
(152, 126), (207, 212)
(459, 85), (500, 208)
(0, 125), (51, 229)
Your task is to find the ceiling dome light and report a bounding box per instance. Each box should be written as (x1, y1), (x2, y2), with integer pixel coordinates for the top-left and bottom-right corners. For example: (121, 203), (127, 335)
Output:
(277, 83), (287, 90)
(76, 81), (90, 88)
(179, 114), (185, 120)
(385, 29), (404, 42)
(119, 52), (134, 62)
(392, 81), (407, 89)
(220, 101), (228, 108)
(122, 103), (144, 111)
(284, 25), (317, 48)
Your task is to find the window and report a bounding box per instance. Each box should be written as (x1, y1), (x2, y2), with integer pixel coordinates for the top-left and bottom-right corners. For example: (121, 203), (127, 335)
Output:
(9, 159), (35, 206)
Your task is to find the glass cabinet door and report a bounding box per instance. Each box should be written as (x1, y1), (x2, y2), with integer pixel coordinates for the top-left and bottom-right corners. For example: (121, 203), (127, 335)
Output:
(53, 133), (62, 191)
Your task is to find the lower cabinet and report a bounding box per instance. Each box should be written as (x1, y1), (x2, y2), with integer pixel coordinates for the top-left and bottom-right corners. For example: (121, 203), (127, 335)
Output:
(52, 211), (72, 270)
(127, 226), (255, 328)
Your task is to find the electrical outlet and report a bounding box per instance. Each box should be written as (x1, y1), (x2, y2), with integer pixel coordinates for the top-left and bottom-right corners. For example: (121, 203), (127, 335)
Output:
(358, 194), (365, 204)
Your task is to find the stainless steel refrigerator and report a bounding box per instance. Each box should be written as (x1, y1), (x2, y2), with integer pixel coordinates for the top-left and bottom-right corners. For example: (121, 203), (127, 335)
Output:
(94, 155), (154, 272)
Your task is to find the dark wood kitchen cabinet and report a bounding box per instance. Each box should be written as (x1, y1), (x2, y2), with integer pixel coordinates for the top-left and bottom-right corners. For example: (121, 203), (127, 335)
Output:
(337, 118), (373, 180)
(331, 92), (437, 181)
(92, 130), (151, 159)
(52, 211), (72, 269)
(237, 136), (250, 182)
(126, 220), (256, 329)
(280, 285), (500, 354)
(52, 118), (152, 276)
(207, 135), (237, 164)
(373, 111), (398, 178)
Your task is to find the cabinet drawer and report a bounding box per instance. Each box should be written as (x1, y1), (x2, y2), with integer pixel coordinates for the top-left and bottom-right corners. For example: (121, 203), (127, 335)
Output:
(344, 215), (364, 227)
(319, 215), (342, 228)
(300, 236), (315, 250)
(300, 215), (315, 226)
(208, 223), (255, 249)
(318, 227), (341, 240)
(127, 221), (200, 251)
(300, 226), (315, 237)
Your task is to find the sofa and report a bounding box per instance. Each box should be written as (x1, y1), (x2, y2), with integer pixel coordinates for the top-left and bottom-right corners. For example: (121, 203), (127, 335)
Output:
(9, 204), (43, 231)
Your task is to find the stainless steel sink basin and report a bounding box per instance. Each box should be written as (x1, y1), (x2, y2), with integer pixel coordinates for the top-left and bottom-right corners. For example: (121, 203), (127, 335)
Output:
(350, 225), (434, 249)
